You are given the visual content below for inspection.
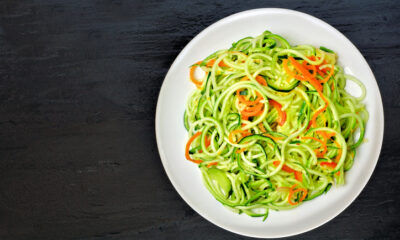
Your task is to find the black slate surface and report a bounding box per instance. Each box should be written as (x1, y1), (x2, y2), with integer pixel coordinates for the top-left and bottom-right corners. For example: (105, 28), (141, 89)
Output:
(0, 0), (399, 239)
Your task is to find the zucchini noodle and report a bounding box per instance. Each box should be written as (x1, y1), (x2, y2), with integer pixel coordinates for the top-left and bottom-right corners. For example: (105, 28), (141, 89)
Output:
(184, 30), (367, 220)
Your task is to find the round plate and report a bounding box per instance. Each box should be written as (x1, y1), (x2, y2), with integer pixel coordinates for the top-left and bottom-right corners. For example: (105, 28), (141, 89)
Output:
(155, 8), (384, 238)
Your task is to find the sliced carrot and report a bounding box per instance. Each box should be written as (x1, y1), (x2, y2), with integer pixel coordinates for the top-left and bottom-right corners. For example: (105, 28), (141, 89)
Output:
(273, 161), (303, 182)
(302, 61), (317, 78)
(236, 90), (263, 106)
(235, 148), (246, 154)
(206, 58), (229, 68)
(333, 140), (342, 163)
(294, 171), (303, 182)
(316, 130), (336, 140)
(288, 56), (323, 92)
(282, 59), (305, 81)
(185, 131), (203, 164)
(205, 135), (211, 148)
(258, 123), (266, 132)
(228, 130), (250, 144)
(240, 76), (249, 81)
(240, 75), (267, 86)
(319, 65), (335, 83)
(255, 75), (267, 86)
(241, 105), (264, 117)
(301, 136), (327, 158)
(236, 88), (265, 117)
(189, 61), (204, 87)
(269, 99), (287, 126)
(199, 135), (211, 153)
(315, 59), (328, 75)
(288, 185), (308, 205)
(262, 132), (284, 141)
(310, 105), (328, 128)
(206, 162), (218, 168)
(242, 102), (264, 112)
(320, 162), (337, 168)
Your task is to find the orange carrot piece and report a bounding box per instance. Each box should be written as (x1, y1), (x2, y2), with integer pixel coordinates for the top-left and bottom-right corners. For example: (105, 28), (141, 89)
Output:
(288, 186), (308, 205)
(319, 65), (335, 83)
(333, 140), (342, 163)
(241, 104), (264, 117)
(294, 171), (303, 182)
(236, 90), (263, 106)
(320, 162), (337, 168)
(228, 130), (250, 144)
(205, 135), (211, 148)
(189, 61), (204, 87)
(206, 58), (229, 67)
(301, 136), (327, 157)
(258, 123), (266, 132)
(282, 59), (305, 81)
(288, 56), (323, 92)
(262, 132), (284, 141)
(206, 162), (218, 168)
(255, 75), (267, 86)
(185, 131), (203, 164)
(273, 161), (303, 182)
(269, 99), (287, 126)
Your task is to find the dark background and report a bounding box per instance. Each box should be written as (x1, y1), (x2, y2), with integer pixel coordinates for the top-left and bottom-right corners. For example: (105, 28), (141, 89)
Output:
(0, 0), (399, 239)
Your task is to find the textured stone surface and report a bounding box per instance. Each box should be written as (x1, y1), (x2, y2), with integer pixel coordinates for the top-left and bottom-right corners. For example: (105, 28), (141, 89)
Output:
(0, 0), (399, 239)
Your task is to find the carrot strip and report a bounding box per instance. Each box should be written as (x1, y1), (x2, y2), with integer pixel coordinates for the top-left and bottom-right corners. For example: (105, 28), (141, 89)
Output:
(228, 130), (250, 144)
(320, 162), (337, 168)
(310, 107), (326, 127)
(189, 61), (204, 87)
(294, 171), (303, 182)
(199, 135), (211, 153)
(282, 59), (305, 81)
(243, 102), (264, 112)
(301, 136), (327, 157)
(237, 90), (263, 106)
(319, 65), (335, 83)
(310, 64), (317, 78)
(288, 57), (323, 92)
(258, 123), (266, 132)
(302, 61), (317, 78)
(269, 99), (287, 126)
(255, 75), (267, 86)
(273, 161), (303, 182)
(262, 132), (284, 141)
(316, 131), (336, 140)
(288, 186), (308, 205)
(185, 131), (203, 164)
(235, 148), (246, 154)
(206, 162), (218, 168)
(206, 58), (229, 68)
(240, 75), (267, 86)
(333, 140), (342, 163)
(205, 135), (211, 148)
(241, 105), (264, 117)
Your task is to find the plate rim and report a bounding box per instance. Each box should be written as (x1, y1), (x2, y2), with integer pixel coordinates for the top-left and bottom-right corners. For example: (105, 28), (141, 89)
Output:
(155, 8), (384, 238)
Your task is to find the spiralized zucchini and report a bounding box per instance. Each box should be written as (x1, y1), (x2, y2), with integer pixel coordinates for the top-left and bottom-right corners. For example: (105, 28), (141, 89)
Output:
(184, 30), (367, 220)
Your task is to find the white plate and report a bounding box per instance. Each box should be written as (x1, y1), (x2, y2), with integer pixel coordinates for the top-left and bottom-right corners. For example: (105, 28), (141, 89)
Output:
(155, 8), (384, 238)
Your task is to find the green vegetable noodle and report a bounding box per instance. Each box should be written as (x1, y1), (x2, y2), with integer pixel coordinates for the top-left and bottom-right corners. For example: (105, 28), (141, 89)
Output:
(184, 30), (368, 220)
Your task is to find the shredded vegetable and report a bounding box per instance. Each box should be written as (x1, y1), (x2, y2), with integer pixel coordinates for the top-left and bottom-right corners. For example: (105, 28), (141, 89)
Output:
(183, 30), (368, 220)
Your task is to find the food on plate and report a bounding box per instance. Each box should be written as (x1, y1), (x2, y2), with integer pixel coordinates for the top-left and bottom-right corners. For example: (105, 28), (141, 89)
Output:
(184, 30), (368, 220)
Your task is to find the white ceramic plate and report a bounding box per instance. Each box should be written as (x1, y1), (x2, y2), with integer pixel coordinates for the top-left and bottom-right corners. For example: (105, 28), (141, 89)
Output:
(155, 8), (384, 238)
